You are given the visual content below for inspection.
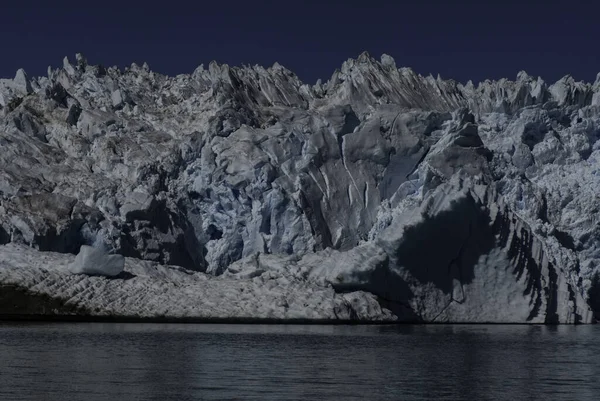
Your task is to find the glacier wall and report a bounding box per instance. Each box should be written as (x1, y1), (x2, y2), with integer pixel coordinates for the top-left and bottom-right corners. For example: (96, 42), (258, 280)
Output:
(1, 52), (599, 322)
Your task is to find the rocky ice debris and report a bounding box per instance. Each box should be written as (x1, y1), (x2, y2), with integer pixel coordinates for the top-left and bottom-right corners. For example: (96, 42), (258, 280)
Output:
(119, 191), (157, 221)
(68, 245), (124, 277)
(0, 52), (600, 322)
(111, 89), (132, 109)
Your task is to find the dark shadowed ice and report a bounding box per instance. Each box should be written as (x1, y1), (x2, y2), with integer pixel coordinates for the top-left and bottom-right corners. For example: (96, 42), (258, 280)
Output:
(0, 323), (599, 401)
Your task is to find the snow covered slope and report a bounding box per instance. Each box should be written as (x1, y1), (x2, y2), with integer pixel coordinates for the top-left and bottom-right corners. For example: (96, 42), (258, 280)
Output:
(0, 243), (392, 321)
(1, 52), (599, 322)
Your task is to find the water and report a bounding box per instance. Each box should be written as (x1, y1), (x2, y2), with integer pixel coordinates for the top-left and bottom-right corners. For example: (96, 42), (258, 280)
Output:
(0, 323), (599, 401)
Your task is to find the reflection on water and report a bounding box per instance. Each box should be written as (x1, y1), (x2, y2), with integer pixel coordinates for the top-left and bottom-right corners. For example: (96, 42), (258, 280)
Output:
(0, 323), (598, 401)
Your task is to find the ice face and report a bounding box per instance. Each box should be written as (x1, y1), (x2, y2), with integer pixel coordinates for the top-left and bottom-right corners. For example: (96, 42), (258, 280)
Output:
(0, 53), (599, 322)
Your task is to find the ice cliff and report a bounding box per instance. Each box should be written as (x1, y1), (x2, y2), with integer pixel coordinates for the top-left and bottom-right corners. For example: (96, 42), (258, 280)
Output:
(1, 52), (599, 323)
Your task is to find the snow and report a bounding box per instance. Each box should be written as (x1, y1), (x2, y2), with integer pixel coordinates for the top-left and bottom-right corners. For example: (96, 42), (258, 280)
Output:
(0, 243), (394, 321)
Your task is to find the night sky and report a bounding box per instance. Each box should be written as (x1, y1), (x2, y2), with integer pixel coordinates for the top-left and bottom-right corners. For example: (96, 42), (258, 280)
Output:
(2, 0), (599, 85)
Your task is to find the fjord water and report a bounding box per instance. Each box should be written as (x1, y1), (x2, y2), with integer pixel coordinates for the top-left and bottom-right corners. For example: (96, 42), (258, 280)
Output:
(0, 323), (598, 401)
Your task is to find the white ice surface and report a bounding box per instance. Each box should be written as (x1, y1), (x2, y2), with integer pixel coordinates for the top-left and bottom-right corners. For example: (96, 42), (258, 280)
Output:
(0, 244), (394, 321)
(68, 245), (124, 276)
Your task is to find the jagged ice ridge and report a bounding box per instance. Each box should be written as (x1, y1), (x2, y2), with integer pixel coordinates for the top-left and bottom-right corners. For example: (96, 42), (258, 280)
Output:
(1, 51), (600, 323)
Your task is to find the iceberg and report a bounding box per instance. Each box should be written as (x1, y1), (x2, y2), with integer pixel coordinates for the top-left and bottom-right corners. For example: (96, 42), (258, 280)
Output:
(68, 245), (124, 277)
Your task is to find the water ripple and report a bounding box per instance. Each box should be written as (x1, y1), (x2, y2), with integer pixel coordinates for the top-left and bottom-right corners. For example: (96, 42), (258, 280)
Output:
(0, 323), (599, 401)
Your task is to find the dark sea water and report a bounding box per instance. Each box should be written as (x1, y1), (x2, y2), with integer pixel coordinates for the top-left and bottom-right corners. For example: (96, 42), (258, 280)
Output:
(0, 323), (598, 401)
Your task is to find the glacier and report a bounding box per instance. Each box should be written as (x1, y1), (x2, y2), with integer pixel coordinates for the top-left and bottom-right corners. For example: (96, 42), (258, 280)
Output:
(0, 51), (599, 323)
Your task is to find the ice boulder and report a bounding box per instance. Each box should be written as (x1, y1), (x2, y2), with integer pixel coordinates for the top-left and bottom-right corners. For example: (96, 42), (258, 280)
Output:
(68, 245), (124, 277)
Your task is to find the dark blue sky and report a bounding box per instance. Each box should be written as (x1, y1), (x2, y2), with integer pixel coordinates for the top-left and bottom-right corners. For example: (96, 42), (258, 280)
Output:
(2, 0), (599, 84)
